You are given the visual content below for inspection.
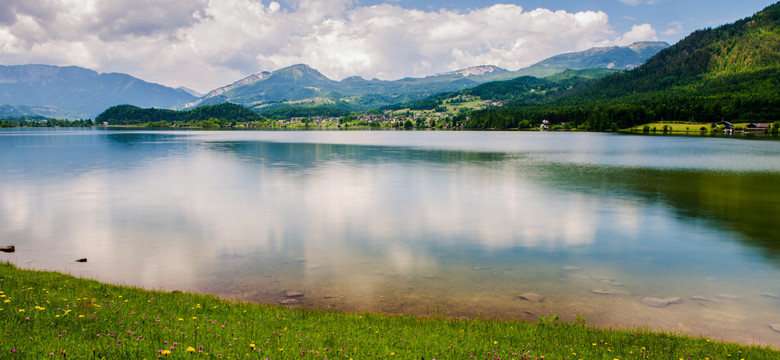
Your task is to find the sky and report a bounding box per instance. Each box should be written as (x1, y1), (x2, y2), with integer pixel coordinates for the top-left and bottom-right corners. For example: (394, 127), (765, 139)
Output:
(0, 0), (774, 93)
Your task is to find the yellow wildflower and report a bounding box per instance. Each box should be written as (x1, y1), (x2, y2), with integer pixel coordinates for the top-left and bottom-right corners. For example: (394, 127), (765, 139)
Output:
(162, 350), (171, 355)
(186, 347), (195, 353)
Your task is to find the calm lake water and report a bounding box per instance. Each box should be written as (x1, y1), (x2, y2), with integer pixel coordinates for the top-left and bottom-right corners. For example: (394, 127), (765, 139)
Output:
(2, 128), (780, 347)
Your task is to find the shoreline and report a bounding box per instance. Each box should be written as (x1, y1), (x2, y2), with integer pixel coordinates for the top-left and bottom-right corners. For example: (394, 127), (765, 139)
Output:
(9, 259), (780, 350)
(2, 261), (779, 359)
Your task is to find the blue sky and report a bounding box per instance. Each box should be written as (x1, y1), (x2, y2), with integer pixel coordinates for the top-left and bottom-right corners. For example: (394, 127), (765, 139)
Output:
(360, 0), (775, 43)
(0, 0), (774, 92)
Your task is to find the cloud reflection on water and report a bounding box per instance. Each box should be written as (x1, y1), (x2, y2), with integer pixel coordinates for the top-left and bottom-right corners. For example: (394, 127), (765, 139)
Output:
(2, 130), (780, 347)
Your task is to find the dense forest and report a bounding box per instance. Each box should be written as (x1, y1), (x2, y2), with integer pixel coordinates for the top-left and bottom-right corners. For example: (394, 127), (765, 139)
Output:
(1, 115), (93, 128)
(95, 103), (265, 127)
(465, 3), (780, 130)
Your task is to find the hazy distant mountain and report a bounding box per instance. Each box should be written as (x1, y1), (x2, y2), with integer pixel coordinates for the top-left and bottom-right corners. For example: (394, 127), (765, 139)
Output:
(188, 42), (667, 111)
(176, 87), (203, 98)
(0, 104), (84, 118)
(0, 64), (197, 118)
(512, 41), (670, 78)
(184, 63), (498, 111)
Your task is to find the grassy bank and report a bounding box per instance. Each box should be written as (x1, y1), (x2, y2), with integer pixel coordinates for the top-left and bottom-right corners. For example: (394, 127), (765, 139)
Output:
(1, 262), (778, 359)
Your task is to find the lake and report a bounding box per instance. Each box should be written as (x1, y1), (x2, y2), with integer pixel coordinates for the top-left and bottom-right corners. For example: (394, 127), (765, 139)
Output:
(1, 128), (779, 347)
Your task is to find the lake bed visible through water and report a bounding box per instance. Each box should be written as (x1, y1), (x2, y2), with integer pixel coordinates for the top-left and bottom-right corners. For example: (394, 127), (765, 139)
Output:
(1, 128), (779, 347)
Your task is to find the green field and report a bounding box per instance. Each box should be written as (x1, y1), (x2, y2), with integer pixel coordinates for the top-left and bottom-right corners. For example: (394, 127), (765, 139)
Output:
(622, 122), (762, 134)
(1, 262), (778, 359)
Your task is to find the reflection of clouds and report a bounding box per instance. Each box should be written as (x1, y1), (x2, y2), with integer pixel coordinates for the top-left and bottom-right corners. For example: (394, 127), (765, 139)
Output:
(613, 200), (642, 238)
(1, 186), (31, 233)
(0, 136), (648, 291)
(4, 131), (780, 347)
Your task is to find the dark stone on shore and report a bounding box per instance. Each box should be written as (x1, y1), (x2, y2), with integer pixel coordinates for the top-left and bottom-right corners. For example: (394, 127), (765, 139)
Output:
(518, 293), (544, 303)
(280, 299), (301, 305)
(641, 297), (682, 307)
(285, 291), (304, 298)
(769, 324), (780, 333)
(0, 245), (14, 253)
(76, 258), (87, 263)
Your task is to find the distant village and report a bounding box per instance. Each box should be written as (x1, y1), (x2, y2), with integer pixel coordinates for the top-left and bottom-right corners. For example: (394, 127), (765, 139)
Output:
(273, 95), (504, 129)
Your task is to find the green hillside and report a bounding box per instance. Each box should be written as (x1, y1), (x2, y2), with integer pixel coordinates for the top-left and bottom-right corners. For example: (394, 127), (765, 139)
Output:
(96, 103), (264, 127)
(466, 2), (780, 130)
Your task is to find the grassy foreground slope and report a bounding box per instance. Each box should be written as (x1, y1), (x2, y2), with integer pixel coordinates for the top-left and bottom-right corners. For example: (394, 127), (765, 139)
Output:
(1, 263), (778, 359)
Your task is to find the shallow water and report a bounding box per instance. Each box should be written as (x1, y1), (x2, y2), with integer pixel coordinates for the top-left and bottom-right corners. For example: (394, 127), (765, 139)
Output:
(1, 128), (779, 347)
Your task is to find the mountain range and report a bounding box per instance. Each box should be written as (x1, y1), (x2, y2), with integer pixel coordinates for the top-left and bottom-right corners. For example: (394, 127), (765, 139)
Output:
(0, 41), (668, 119)
(183, 41), (668, 112)
(0, 65), (197, 119)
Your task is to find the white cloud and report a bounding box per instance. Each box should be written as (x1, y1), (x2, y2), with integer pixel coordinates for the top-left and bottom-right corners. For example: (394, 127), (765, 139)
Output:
(663, 21), (684, 36)
(611, 23), (658, 46)
(619, 0), (657, 5)
(0, 0), (655, 93)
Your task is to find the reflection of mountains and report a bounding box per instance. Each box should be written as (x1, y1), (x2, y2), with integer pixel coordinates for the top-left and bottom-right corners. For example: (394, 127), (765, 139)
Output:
(534, 163), (780, 262)
(205, 140), (780, 263)
(203, 141), (507, 170)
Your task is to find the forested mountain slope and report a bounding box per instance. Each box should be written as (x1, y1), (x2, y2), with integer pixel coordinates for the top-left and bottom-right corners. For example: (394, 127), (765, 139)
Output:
(467, 2), (780, 130)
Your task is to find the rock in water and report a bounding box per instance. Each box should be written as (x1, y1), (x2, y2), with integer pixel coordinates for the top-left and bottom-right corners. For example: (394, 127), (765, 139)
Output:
(642, 297), (682, 307)
(592, 288), (631, 296)
(690, 296), (718, 302)
(518, 293), (544, 303)
(769, 324), (780, 333)
(76, 258), (87, 263)
(285, 291), (304, 298)
(0, 245), (14, 253)
(592, 289), (615, 295)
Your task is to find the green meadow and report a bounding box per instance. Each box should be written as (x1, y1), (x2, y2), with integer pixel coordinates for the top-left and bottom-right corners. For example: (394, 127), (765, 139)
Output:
(1, 262), (778, 359)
